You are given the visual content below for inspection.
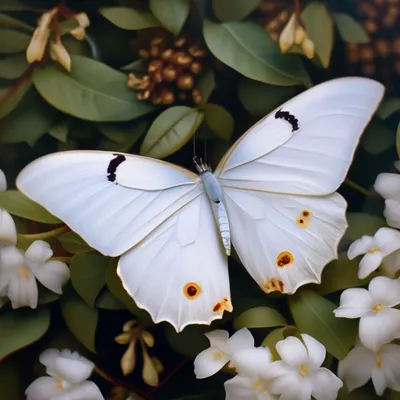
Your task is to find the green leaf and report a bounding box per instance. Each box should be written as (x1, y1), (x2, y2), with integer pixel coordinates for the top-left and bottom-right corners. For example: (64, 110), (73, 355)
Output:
(238, 77), (296, 116)
(0, 307), (50, 360)
(377, 98), (400, 119)
(32, 56), (155, 122)
(361, 119), (395, 155)
(396, 122), (400, 159)
(197, 70), (215, 105)
(140, 106), (204, 159)
(0, 78), (32, 119)
(38, 285), (61, 305)
(203, 20), (310, 87)
(0, 29), (31, 53)
(204, 103), (234, 141)
(48, 119), (72, 143)
(0, 0), (37, 11)
(99, 7), (161, 30)
(234, 306), (287, 329)
(165, 324), (210, 357)
(344, 212), (386, 241)
(0, 13), (34, 31)
(0, 53), (29, 79)
(212, 0), (262, 21)
(317, 252), (378, 295)
(338, 385), (381, 400)
(70, 254), (109, 308)
(331, 12), (369, 43)
(150, 0), (190, 35)
(96, 288), (126, 310)
(302, 3), (334, 68)
(261, 326), (298, 360)
(58, 231), (92, 254)
(289, 290), (358, 359)
(0, 190), (61, 223)
(61, 286), (98, 353)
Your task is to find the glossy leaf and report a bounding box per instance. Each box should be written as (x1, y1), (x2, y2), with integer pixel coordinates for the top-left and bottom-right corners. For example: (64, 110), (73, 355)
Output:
(0, 29), (31, 53)
(197, 70), (215, 105)
(0, 190), (61, 223)
(48, 119), (72, 143)
(378, 98), (400, 119)
(32, 56), (155, 121)
(0, 307), (50, 360)
(203, 20), (310, 87)
(70, 254), (109, 308)
(317, 253), (378, 295)
(150, 0), (190, 35)
(302, 3), (334, 68)
(100, 7), (160, 30)
(0, 78), (32, 119)
(212, 0), (262, 21)
(0, 13), (34, 31)
(344, 213), (386, 242)
(361, 119), (395, 155)
(58, 231), (92, 254)
(61, 286), (98, 353)
(38, 285), (61, 305)
(96, 289), (126, 310)
(140, 106), (204, 159)
(204, 103), (234, 141)
(234, 306), (287, 330)
(331, 12), (369, 43)
(0, 53), (29, 79)
(289, 290), (358, 360)
(238, 77), (296, 116)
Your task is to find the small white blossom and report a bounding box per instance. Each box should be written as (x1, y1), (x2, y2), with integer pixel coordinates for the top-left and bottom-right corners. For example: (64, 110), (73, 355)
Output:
(0, 169), (6, 191)
(347, 227), (400, 279)
(334, 276), (400, 351)
(0, 240), (70, 309)
(264, 334), (343, 400)
(339, 342), (400, 396)
(225, 347), (278, 400)
(26, 348), (104, 400)
(194, 328), (254, 379)
(0, 209), (17, 248)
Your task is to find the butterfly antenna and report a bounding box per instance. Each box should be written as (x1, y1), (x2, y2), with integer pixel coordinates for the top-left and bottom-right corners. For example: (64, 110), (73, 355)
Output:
(192, 131), (197, 159)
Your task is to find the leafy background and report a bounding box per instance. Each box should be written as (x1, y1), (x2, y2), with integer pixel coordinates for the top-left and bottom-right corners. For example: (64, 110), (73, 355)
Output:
(0, 0), (400, 399)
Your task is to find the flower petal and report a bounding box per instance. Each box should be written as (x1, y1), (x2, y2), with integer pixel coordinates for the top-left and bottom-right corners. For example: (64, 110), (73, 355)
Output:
(50, 38), (71, 72)
(333, 288), (372, 318)
(204, 329), (229, 349)
(374, 172), (400, 200)
(359, 308), (400, 352)
(8, 272), (38, 309)
(368, 276), (400, 306)
(39, 348), (61, 376)
(224, 375), (259, 400)
(0, 169), (6, 191)
(262, 360), (293, 380)
(227, 328), (255, 355)
(25, 376), (62, 400)
(0, 245), (24, 269)
(276, 336), (307, 367)
(347, 236), (374, 259)
(310, 368), (343, 400)
(358, 252), (383, 279)
(0, 209), (16, 246)
(375, 227), (400, 256)
(279, 13), (296, 53)
(57, 381), (104, 400)
(380, 343), (400, 391)
(371, 368), (387, 396)
(55, 351), (94, 383)
(384, 199), (400, 229)
(338, 345), (375, 391)
(33, 260), (70, 294)
(382, 250), (400, 278)
(232, 347), (272, 378)
(25, 240), (53, 268)
(193, 347), (229, 379)
(270, 372), (312, 400)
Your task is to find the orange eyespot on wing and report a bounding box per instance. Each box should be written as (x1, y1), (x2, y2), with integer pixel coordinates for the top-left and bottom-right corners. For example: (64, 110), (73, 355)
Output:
(302, 210), (311, 218)
(262, 278), (285, 294)
(213, 297), (233, 313)
(183, 282), (201, 300)
(297, 210), (311, 228)
(276, 251), (294, 268)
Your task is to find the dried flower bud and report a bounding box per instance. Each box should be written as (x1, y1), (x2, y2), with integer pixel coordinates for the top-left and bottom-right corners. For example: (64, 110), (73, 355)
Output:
(190, 61), (203, 75)
(364, 20), (378, 33)
(163, 65), (177, 81)
(141, 343), (159, 386)
(266, 19), (280, 34)
(121, 339), (137, 376)
(279, 13), (296, 53)
(123, 319), (136, 332)
(188, 44), (207, 58)
(161, 49), (174, 61)
(153, 70), (163, 83)
(151, 357), (164, 373)
(192, 89), (202, 105)
(142, 330), (154, 348)
(177, 75), (194, 91)
(115, 332), (132, 345)
(174, 37), (186, 47)
(301, 37), (315, 59)
(294, 25), (306, 45)
(375, 39), (391, 57)
(175, 52), (193, 67)
(148, 59), (163, 73)
(359, 45), (374, 62)
(150, 37), (164, 47)
(50, 36), (71, 71)
(149, 46), (160, 58)
(346, 43), (360, 64)
(161, 90), (175, 104)
(70, 12), (90, 40)
(138, 49), (149, 59)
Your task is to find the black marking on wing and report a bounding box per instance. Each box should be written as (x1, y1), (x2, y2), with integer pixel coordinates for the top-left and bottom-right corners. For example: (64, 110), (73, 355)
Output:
(275, 109), (299, 132)
(107, 154), (126, 182)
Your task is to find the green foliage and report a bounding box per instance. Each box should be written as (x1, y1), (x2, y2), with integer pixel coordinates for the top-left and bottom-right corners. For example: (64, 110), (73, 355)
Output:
(331, 12), (369, 43)
(212, 0), (262, 22)
(58, 231), (92, 254)
(0, 29), (31, 53)
(149, 0), (190, 35)
(204, 104), (234, 141)
(99, 7), (160, 30)
(261, 326), (298, 360)
(344, 213), (386, 241)
(361, 120), (395, 155)
(233, 306), (287, 330)
(0, 54), (29, 79)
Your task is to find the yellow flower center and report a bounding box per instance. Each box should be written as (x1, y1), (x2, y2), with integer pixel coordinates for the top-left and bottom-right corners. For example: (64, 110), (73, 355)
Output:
(213, 351), (225, 361)
(299, 363), (309, 377)
(372, 303), (384, 313)
(55, 376), (64, 390)
(368, 247), (380, 253)
(376, 356), (383, 368)
(18, 266), (30, 279)
(252, 379), (269, 395)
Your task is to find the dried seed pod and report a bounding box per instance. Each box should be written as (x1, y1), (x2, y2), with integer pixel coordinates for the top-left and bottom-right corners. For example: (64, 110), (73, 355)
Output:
(148, 59), (163, 73)
(188, 44), (207, 57)
(190, 61), (203, 75)
(192, 89), (202, 105)
(177, 75), (194, 90)
(174, 37), (186, 47)
(161, 48), (174, 61)
(163, 65), (177, 81)
(149, 45), (160, 58)
(175, 51), (193, 67)
(161, 89), (175, 104)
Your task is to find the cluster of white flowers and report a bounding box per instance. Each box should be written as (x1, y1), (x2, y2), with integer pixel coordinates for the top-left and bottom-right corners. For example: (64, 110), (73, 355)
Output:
(194, 328), (343, 400)
(26, 348), (104, 400)
(332, 167), (400, 396)
(0, 170), (70, 309)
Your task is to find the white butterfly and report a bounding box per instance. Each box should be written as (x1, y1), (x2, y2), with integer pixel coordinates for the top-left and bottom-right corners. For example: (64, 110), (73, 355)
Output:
(16, 77), (384, 332)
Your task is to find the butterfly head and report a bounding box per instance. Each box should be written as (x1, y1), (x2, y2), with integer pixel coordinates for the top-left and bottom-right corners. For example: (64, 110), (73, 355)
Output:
(193, 157), (211, 174)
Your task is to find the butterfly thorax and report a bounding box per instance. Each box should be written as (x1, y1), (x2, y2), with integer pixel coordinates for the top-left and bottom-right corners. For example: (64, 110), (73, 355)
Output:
(194, 158), (231, 256)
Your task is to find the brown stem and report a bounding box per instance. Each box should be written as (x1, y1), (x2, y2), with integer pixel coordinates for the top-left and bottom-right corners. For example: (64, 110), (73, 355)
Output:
(294, 0), (302, 24)
(153, 357), (191, 391)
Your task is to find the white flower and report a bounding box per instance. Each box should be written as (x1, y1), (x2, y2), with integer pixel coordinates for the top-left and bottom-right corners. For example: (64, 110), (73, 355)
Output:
(374, 165), (400, 229)
(0, 209), (17, 248)
(0, 169), (6, 191)
(339, 342), (400, 396)
(264, 334), (343, 400)
(333, 276), (400, 351)
(26, 348), (104, 400)
(347, 227), (400, 279)
(225, 346), (278, 400)
(194, 328), (254, 379)
(0, 240), (70, 309)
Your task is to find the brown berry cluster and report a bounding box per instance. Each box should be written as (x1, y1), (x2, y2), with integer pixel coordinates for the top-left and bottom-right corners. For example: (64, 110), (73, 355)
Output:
(345, 0), (400, 91)
(128, 34), (208, 105)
